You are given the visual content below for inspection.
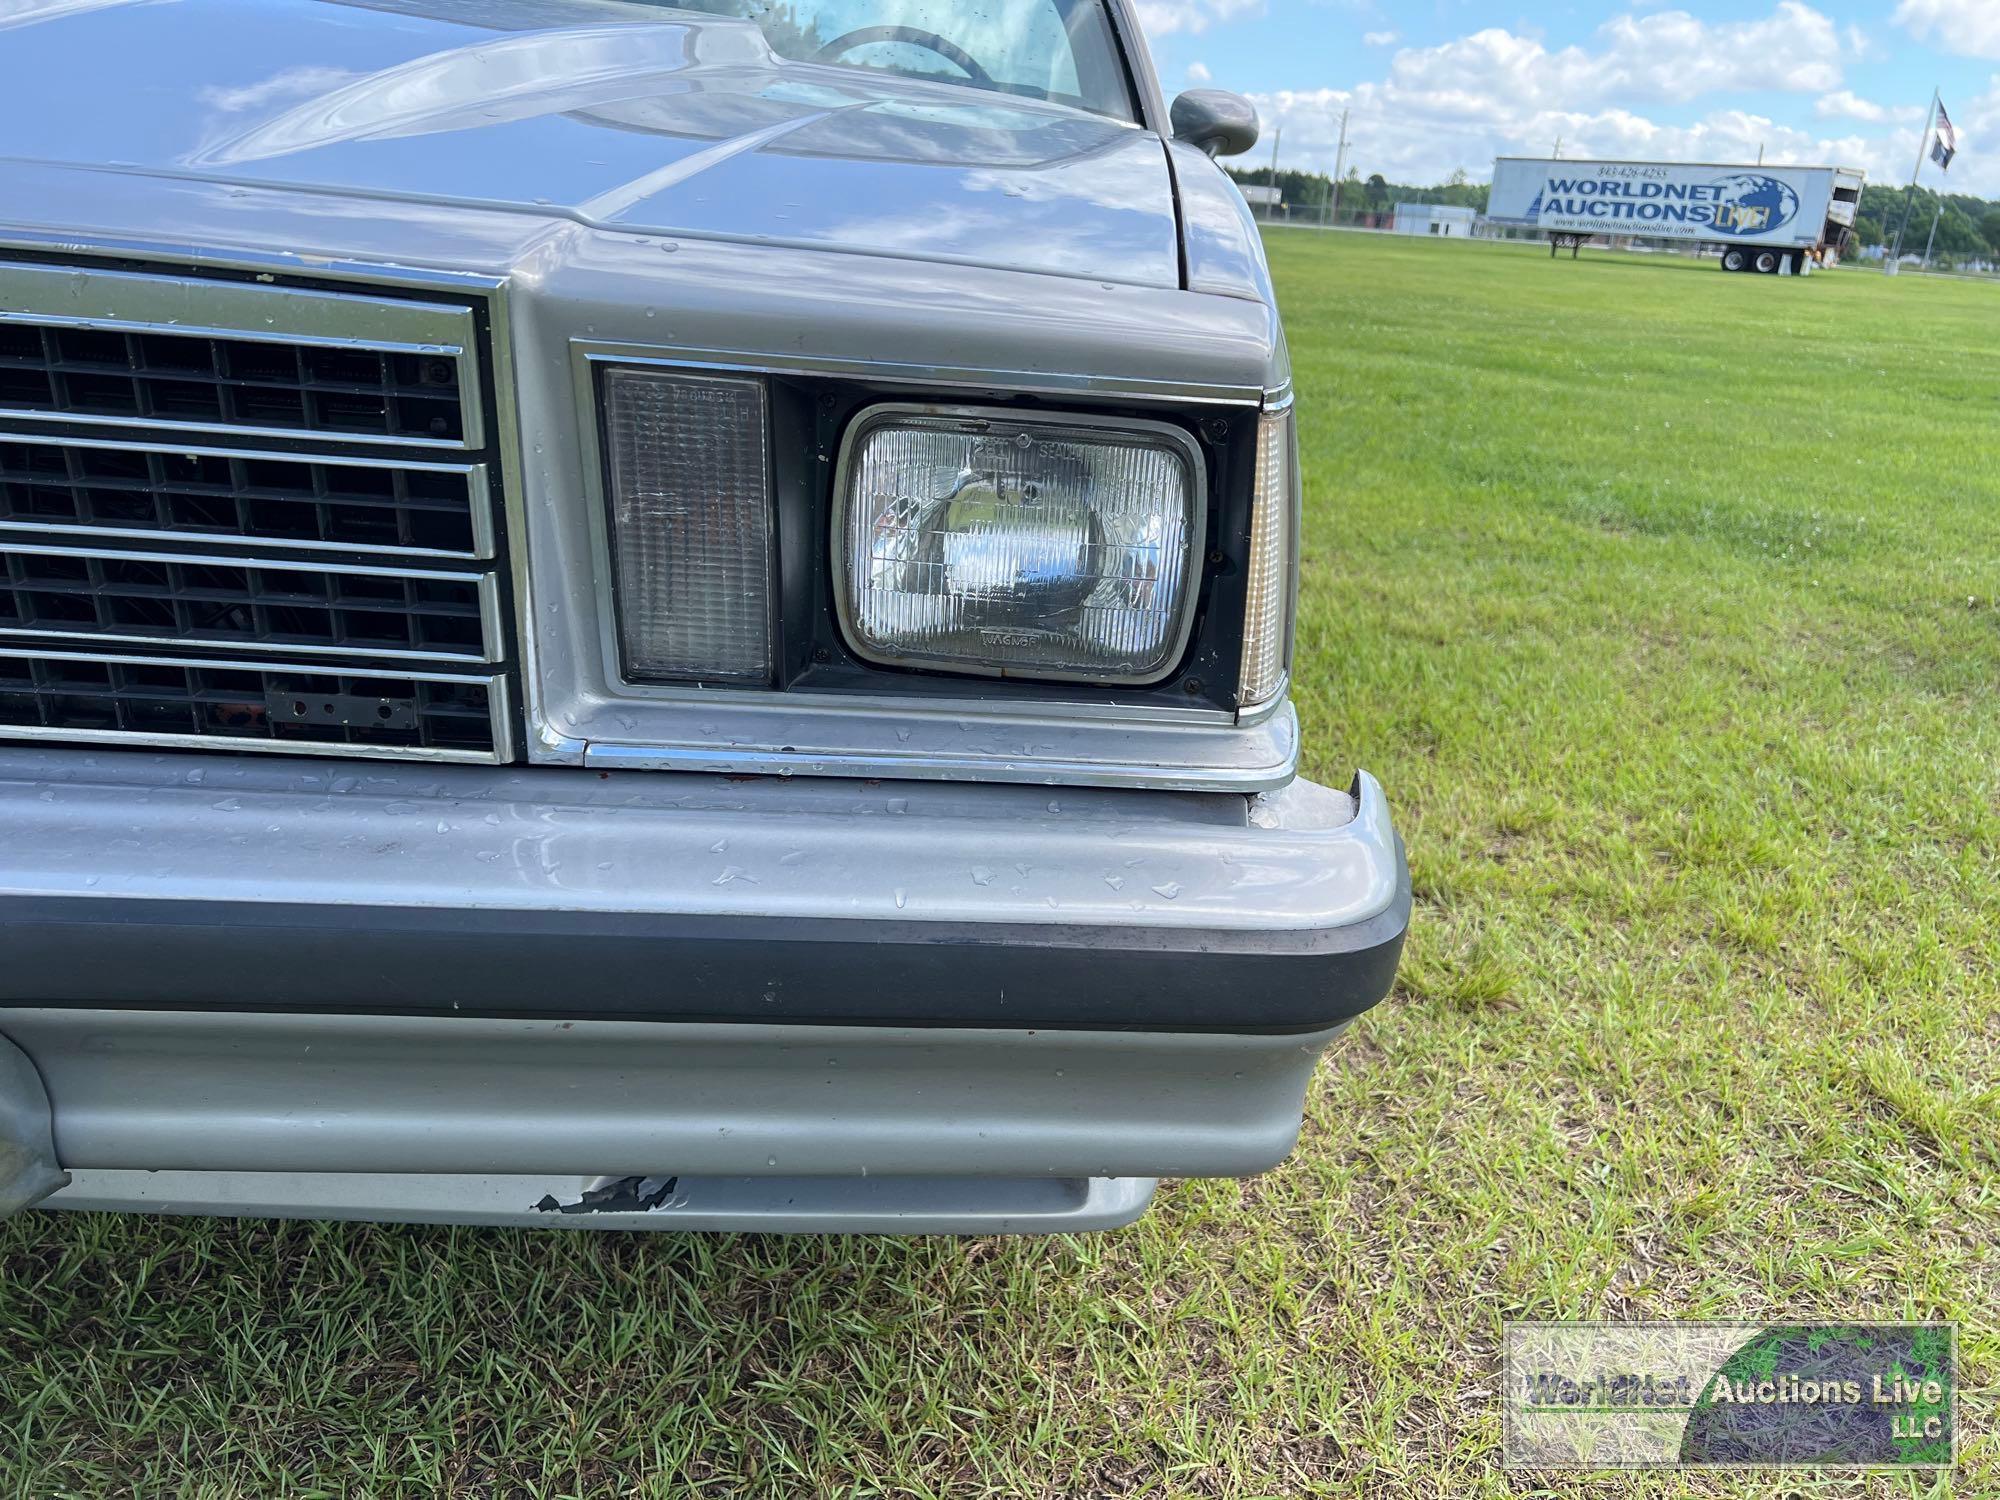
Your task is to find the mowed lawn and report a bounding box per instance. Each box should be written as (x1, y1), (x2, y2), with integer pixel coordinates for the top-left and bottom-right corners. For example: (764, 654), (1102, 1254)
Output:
(3, 232), (1995, 1497)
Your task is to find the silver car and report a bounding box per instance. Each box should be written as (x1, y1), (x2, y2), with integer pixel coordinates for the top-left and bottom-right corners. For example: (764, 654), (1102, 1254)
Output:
(0, 0), (1407, 1233)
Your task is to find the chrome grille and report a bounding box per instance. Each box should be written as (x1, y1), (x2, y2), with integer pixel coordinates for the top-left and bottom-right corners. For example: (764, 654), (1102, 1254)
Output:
(0, 260), (513, 763)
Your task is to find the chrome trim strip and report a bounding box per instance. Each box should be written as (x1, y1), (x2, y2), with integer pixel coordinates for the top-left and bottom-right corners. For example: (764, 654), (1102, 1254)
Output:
(0, 540), (499, 664)
(464, 460), (497, 561)
(476, 569), (508, 667)
(0, 430), (493, 560)
(828, 402), (1208, 688)
(491, 271), (566, 761)
(0, 230), (514, 300)
(0, 407), (475, 453)
(0, 260), (482, 449)
(574, 341), (1263, 409)
(1235, 671), (1291, 727)
(485, 672), (516, 762)
(582, 700), (1299, 792)
(43, 1168), (1161, 1234)
(0, 646), (506, 764)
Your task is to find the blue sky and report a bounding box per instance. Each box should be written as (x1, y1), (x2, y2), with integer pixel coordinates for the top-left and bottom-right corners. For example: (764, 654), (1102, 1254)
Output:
(1132, 1), (2000, 193)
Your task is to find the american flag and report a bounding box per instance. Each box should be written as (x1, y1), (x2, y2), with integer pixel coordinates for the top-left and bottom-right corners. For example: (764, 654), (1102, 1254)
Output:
(1931, 102), (1957, 171)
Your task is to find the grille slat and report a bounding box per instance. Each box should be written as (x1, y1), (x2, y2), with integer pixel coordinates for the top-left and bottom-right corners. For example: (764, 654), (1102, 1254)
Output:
(0, 322), (464, 442)
(0, 263), (512, 764)
(0, 649), (501, 758)
(0, 437), (488, 557)
(0, 545), (493, 662)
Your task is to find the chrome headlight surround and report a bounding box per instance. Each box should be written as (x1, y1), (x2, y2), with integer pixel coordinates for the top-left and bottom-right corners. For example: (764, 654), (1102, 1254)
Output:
(830, 404), (1207, 686)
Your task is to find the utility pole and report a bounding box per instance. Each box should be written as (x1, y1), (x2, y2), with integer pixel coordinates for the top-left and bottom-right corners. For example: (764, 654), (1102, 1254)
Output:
(1327, 108), (1350, 226)
(1889, 87), (1940, 272)
(1552, 134), (1563, 159)
(1756, 143), (1765, 165)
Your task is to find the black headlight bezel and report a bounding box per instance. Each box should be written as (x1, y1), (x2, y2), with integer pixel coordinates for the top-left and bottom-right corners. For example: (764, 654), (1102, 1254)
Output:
(595, 363), (1262, 716)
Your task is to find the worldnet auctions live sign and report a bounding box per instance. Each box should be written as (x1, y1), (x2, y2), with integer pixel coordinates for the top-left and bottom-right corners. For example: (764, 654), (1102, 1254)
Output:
(1488, 159), (1835, 246)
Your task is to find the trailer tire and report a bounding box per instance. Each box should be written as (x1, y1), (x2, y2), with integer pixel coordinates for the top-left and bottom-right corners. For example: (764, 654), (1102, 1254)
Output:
(1753, 250), (1780, 274)
(1721, 248), (1748, 272)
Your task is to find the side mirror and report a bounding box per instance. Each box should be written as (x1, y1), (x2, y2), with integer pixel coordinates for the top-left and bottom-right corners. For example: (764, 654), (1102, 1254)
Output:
(1170, 89), (1260, 158)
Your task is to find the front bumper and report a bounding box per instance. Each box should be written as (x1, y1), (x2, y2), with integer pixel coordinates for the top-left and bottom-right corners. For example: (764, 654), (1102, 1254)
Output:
(0, 746), (1408, 1231)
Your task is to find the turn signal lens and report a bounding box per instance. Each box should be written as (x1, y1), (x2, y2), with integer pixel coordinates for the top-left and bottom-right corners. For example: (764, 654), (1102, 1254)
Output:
(1238, 406), (1296, 709)
(835, 409), (1201, 683)
(602, 367), (774, 685)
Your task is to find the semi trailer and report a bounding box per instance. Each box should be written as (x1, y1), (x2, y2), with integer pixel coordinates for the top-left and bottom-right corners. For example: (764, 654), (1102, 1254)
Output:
(1488, 157), (1866, 274)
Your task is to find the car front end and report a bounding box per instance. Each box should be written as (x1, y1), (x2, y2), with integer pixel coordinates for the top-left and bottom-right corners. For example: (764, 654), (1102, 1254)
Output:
(0, 0), (1407, 1232)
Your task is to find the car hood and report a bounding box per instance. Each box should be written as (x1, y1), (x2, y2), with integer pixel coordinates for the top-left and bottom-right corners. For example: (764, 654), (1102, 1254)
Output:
(0, 0), (1184, 288)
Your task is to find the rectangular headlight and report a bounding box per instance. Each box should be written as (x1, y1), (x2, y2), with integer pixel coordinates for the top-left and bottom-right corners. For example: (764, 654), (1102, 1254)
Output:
(1238, 405), (1296, 709)
(602, 366), (774, 685)
(834, 408), (1202, 684)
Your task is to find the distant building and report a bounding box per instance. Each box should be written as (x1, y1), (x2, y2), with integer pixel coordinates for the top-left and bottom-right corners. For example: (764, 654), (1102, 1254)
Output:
(1238, 183), (1282, 209)
(1392, 203), (1476, 237)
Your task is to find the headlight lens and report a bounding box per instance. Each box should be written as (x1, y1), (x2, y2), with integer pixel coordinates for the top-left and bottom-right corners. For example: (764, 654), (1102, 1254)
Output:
(603, 366), (775, 685)
(835, 409), (1202, 683)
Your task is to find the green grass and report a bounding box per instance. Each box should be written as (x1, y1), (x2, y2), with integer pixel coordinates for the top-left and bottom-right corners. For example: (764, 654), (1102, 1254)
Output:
(3, 232), (1996, 1497)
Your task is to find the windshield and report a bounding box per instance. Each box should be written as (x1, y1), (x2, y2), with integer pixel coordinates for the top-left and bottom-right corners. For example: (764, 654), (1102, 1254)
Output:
(659, 1), (1138, 120)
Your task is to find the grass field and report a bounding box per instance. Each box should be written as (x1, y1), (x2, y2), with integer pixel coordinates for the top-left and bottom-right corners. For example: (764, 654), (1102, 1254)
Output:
(3, 231), (1996, 1497)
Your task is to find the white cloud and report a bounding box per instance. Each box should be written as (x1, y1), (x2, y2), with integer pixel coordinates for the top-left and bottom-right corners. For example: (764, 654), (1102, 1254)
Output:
(1229, 2), (2000, 200)
(1385, 3), (1847, 113)
(1362, 30), (1398, 47)
(1895, 0), (2000, 61)
(1815, 90), (1924, 125)
(1232, 3), (1993, 194)
(1131, 0), (1260, 39)
(1186, 60), (1213, 82)
(197, 66), (359, 114)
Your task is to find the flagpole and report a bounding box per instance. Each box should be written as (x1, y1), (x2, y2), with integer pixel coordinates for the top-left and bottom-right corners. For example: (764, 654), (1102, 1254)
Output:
(1889, 88), (1939, 269)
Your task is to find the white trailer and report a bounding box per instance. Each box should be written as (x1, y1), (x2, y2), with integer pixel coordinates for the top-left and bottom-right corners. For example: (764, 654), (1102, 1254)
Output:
(1488, 157), (1866, 275)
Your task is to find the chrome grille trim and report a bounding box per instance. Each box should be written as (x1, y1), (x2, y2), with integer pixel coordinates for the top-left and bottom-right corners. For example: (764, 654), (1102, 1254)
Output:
(0, 646), (511, 764)
(0, 261), (482, 449)
(0, 433), (493, 560)
(0, 541), (499, 664)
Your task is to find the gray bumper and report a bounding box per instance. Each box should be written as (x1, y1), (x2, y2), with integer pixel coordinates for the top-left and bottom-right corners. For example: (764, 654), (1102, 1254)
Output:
(9, 1009), (1351, 1231)
(0, 747), (1408, 1034)
(0, 746), (1407, 1229)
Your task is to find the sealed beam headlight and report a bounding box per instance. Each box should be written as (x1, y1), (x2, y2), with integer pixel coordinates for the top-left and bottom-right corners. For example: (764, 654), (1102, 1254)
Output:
(602, 366), (775, 685)
(835, 408), (1203, 684)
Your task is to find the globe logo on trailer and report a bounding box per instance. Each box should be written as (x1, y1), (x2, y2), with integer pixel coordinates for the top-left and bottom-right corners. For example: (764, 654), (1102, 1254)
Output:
(1709, 174), (1800, 234)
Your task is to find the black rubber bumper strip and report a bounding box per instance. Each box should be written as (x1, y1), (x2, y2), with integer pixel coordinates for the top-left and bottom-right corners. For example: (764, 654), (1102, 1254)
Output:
(0, 869), (1409, 1035)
